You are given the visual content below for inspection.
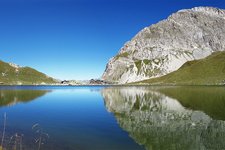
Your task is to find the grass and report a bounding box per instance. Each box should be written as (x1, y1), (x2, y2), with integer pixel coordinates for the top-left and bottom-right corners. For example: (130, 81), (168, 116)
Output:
(143, 59), (151, 65)
(114, 52), (129, 60)
(0, 113), (48, 150)
(0, 90), (50, 150)
(0, 60), (57, 85)
(0, 113), (6, 150)
(134, 60), (142, 74)
(134, 51), (225, 85)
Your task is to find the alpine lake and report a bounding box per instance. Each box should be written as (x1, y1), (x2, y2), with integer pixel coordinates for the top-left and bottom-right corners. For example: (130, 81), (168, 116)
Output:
(0, 85), (225, 150)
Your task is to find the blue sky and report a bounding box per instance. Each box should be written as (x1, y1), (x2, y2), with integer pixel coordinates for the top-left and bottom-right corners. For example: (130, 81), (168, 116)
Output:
(0, 0), (224, 80)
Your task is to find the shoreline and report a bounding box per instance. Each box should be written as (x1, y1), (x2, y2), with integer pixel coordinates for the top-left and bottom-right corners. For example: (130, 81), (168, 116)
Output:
(0, 84), (224, 87)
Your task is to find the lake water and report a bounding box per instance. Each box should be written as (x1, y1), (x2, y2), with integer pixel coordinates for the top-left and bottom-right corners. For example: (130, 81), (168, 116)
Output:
(0, 86), (225, 150)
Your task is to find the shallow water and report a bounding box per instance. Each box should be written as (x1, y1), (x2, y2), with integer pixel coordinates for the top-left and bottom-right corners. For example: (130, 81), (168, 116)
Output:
(0, 85), (224, 150)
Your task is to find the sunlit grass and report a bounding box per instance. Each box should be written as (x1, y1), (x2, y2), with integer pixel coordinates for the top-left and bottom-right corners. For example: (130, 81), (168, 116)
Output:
(135, 51), (225, 85)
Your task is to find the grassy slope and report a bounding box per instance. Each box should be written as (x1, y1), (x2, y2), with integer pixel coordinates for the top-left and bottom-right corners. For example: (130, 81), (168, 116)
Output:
(136, 51), (225, 85)
(0, 60), (57, 85)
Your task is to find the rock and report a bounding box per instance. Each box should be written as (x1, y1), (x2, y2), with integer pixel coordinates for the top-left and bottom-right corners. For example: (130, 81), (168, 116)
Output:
(89, 79), (111, 85)
(61, 80), (70, 84)
(102, 7), (225, 83)
(60, 80), (81, 85)
(9, 63), (21, 69)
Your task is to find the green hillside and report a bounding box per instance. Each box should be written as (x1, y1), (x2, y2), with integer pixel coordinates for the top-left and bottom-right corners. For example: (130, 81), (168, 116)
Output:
(135, 51), (225, 85)
(0, 60), (57, 85)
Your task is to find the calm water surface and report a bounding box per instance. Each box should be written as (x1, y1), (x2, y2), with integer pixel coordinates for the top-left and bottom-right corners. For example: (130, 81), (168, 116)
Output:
(0, 86), (224, 150)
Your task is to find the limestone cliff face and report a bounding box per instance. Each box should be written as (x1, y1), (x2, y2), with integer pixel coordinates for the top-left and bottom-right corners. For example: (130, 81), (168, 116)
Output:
(102, 7), (225, 83)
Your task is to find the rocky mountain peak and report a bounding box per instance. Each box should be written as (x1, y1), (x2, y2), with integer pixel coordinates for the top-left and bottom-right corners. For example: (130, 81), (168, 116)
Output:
(102, 7), (225, 84)
(191, 6), (225, 15)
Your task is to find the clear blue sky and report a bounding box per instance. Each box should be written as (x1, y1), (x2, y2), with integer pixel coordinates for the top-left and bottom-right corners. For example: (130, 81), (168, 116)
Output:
(0, 0), (224, 80)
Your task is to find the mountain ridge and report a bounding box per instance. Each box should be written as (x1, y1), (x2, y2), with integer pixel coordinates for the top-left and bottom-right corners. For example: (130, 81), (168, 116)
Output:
(0, 60), (58, 85)
(102, 6), (225, 84)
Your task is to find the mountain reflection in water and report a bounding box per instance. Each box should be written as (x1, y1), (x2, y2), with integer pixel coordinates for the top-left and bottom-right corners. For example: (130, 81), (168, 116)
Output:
(0, 90), (50, 107)
(101, 86), (225, 150)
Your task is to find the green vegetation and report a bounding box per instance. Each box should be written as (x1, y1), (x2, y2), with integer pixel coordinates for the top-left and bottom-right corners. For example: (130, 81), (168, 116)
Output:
(143, 59), (151, 65)
(135, 51), (225, 85)
(0, 113), (49, 150)
(134, 59), (163, 76)
(0, 60), (57, 85)
(115, 52), (129, 60)
(134, 60), (142, 74)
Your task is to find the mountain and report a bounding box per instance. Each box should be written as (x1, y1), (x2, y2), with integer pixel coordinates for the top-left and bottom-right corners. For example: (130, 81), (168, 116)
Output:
(102, 7), (225, 84)
(136, 51), (225, 85)
(0, 60), (58, 85)
(101, 86), (225, 150)
(0, 90), (50, 106)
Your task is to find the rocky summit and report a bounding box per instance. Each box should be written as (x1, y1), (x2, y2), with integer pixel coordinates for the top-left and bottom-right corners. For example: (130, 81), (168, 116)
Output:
(102, 7), (225, 84)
